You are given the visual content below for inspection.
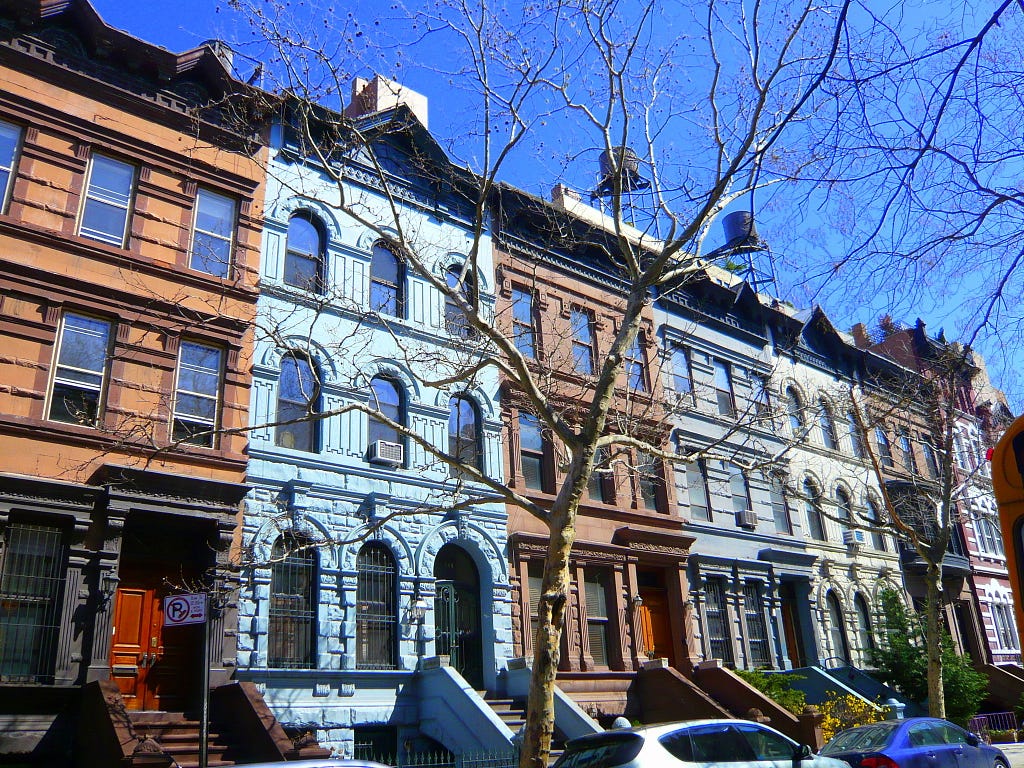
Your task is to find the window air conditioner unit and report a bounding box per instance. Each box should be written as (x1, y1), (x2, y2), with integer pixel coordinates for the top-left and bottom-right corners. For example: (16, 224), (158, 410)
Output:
(735, 509), (758, 529)
(843, 529), (867, 546)
(368, 440), (404, 466)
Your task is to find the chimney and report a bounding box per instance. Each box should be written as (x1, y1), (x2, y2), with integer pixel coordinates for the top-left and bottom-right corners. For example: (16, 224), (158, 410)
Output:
(851, 323), (871, 349)
(551, 184), (581, 208)
(345, 75), (429, 129)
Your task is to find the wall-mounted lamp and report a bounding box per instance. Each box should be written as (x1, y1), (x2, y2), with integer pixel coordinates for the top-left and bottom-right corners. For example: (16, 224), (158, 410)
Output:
(409, 597), (428, 622)
(631, 594), (644, 610)
(100, 571), (120, 607)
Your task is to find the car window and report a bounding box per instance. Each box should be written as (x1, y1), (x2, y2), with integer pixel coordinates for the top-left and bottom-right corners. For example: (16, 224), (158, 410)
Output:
(689, 724), (757, 763)
(937, 724), (968, 745)
(553, 734), (644, 768)
(660, 730), (694, 762)
(908, 724), (944, 747)
(735, 723), (798, 760)
(823, 723), (899, 754)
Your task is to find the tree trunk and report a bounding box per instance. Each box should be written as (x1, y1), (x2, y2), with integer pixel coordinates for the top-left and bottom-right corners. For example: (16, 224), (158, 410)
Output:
(520, 506), (576, 768)
(924, 561), (946, 719)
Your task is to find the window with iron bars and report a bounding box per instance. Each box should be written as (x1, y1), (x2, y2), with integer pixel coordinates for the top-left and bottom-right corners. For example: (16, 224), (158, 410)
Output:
(356, 543), (398, 669)
(743, 581), (771, 668)
(268, 536), (318, 669)
(0, 522), (66, 683)
(703, 577), (734, 665)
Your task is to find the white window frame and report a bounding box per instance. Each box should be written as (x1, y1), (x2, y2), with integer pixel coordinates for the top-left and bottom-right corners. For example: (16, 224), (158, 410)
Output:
(46, 312), (112, 427)
(189, 188), (236, 278)
(0, 119), (23, 213)
(78, 154), (136, 247)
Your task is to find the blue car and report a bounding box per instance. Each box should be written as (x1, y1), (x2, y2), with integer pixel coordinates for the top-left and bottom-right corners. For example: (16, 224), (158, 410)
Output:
(820, 717), (1009, 768)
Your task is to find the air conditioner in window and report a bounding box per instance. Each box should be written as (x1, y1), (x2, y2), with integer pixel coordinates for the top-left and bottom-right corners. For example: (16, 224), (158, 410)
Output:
(735, 509), (758, 529)
(368, 440), (404, 466)
(843, 529), (867, 546)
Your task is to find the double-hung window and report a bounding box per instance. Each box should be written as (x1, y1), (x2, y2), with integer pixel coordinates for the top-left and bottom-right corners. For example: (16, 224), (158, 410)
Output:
(172, 341), (223, 447)
(848, 410), (866, 458)
(637, 452), (661, 511)
(571, 309), (595, 375)
(729, 471), (751, 516)
(48, 313), (112, 426)
(713, 360), (735, 417)
(898, 427), (918, 474)
(511, 288), (536, 358)
(921, 437), (940, 478)
(519, 413), (548, 492)
(625, 336), (647, 392)
(685, 458), (711, 522)
(583, 569), (611, 666)
(875, 426), (895, 468)
(819, 400), (839, 450)
(79, 155), (136, 247)
(670, 346), (693, 401)
(587, 446), (615, 504)
(743, 581), (771, 667)
(703, 577), (733, 664)
(0, 120), (22, 212)
(770, 476), (793, 534)
(190, 189), (236, 278)
(369, 241), (402, 314)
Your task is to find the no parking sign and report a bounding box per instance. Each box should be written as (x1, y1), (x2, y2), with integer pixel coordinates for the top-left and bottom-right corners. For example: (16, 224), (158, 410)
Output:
(163, 593), (207, 627)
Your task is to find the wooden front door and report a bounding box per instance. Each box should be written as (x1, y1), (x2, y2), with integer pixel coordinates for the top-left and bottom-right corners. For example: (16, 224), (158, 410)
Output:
(110, 573), (198, 711)
(779, 581), (807, 668)
(638, 586), (676, 667)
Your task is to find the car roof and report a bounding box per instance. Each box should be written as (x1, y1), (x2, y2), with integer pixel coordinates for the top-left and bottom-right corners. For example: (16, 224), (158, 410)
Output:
(238, 761), (391, 768)
(575, 719), (783, 740)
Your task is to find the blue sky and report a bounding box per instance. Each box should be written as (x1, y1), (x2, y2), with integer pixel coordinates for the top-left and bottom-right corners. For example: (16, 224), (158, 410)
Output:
(89, 0), (1022, 404)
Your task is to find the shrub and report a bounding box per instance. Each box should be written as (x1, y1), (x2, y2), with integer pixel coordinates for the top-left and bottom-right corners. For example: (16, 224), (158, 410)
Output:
(735, 669), (807, 715)
(819, 692), (884, 742)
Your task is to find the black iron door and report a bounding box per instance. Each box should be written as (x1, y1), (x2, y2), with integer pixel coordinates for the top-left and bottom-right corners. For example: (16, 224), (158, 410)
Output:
(435, 578), (483, 689)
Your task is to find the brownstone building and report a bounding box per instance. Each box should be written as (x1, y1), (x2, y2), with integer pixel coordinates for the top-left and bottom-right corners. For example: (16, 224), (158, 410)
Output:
(0, 1), (265, 761)
(493, 184), (699, 720)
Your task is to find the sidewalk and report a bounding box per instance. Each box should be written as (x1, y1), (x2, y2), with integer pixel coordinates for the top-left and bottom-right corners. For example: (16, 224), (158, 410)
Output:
(997, 743), (1024, 768)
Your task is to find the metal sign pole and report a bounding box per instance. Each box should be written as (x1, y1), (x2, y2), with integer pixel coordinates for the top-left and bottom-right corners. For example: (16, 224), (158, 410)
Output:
(199, 593), (210, 768)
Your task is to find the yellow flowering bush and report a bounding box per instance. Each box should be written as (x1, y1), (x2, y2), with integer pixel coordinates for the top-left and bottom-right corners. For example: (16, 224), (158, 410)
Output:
(820, 692), (885, 742)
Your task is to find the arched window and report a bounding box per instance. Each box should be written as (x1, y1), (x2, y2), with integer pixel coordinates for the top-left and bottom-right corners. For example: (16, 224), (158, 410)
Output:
(445, 264), (475, 339)
(284, 214), (325, 292)
(854, 593), (875, 658)
(356, 543), (398, 669)
(370, 242), (404, 316)
(826, 591), (851, 665)
(803, 479), (825, 540)
(276, 354), (320, 452)
(847, 410), (866, 458)
(819, 399), (839, 450)
(867, 498), (887, 551)
(786, 388), (805, 434)
(449, 395), (482, 476)
(836, 487), (853, 536)
(368, 376), (405, 459)
(268, 536), (317, 669)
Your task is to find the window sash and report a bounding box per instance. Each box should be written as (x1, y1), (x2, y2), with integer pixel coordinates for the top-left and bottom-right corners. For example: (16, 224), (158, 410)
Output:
(686, 461), (711, 521)
(584, 570), (610, 666)
(637, 453), (660, 511)
(79, 155), (135, 246)
(172, 341), (223, 446)
(356, 545), (398, 669)
(268, 539), (317, 668)
(48, 313), (111, 426)
(519, 414), (546, 491)
(625, 338), (646, 391)
(190, 189), (235, 278)
(876, 428), (894, 467)
(713, 360), (734, 416)
(704, 578), (733, 664)
(820, 405), (839, 450)
(770, 478), (792, 534)
(743, 582), (771, 667)
(671, 347), (693, 396)
(0, 120), (22, 213)
(0, 523), (65, 683)
(729, 472), (750, 515)
(511, 289), (536, 358)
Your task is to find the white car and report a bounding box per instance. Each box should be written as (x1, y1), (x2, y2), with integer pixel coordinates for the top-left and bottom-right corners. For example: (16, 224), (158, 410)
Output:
(552, 719), (852, 768)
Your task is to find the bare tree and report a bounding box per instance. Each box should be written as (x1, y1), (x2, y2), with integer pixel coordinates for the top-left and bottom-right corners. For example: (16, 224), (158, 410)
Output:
(210, 0), (861, 764)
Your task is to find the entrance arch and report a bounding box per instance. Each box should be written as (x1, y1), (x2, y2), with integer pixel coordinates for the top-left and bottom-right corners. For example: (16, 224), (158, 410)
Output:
(434, 544), (483, 689)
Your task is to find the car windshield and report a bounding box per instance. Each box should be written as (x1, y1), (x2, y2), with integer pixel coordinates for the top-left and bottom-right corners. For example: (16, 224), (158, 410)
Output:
(552, 733), (644, 768)
(823, 723), (899, 754)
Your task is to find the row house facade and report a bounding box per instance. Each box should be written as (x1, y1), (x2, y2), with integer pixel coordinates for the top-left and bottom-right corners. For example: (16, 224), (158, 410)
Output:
(862, 319), (1022, 706)
(235, 86), (513, 756)
(656, 269), (905, 679)
(0, 0), (265, 762)
(494, 184), (698, 720)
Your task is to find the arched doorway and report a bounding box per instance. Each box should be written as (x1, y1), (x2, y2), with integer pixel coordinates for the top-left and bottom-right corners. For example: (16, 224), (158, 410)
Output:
(434, 544), (483, 688)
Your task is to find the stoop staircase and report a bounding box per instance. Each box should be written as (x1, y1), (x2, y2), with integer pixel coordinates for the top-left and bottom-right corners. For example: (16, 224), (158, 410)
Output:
(479, 692), (565, 764)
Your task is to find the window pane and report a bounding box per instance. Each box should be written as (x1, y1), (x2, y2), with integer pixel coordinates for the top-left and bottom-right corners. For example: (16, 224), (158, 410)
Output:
(511, 288), (535, 358)
(743, 582), (771, 667)
(0, 523), (65, 683)
(49, 313), (111, 425)
(370, 243), (401, 313)
(276, 356), (319, 452)
(0, 120), (21, 208)
(704, 578), (733, 664)
(770, 477), (792, 534)
(730, 472), (749, 514)
(268, 537), (317, 668)
(787, 389), (804, 432)
(80, 155), (133, 245)
(285, 217), (324, 291)
(356, 544), (397, 669)
(368, 377), (402, 447)
(638, 453), (660, 511)
(173, 342), (222, 446)
(519, 413), (543, 452)
(195, 189), (234, 237)
(804, 481), (825, 540)
(571, 310), (594, 374)
(449, 396), (481, 474)
(671, 347), (692, 395)
(686, 461), (711, 521)
(626, 338), (646, 391)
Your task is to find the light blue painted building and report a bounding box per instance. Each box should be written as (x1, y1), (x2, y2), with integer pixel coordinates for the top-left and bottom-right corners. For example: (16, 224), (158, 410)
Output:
(235, 79), (513, 756)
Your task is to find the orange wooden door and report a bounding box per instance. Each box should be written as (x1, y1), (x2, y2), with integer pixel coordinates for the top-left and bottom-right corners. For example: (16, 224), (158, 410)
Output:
(110, 582), (160, 709)
(639, 587), (677, 667)
(110, 576), (197, 711)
